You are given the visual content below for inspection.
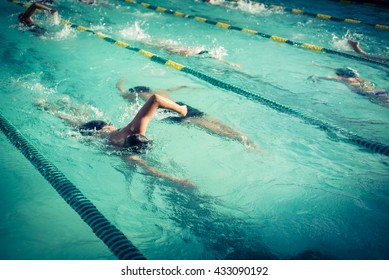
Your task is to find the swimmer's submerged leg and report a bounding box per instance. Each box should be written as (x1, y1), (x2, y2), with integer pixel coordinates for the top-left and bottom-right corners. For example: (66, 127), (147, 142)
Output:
(187, 115), (260, 150)
(126, 155), (196, 188)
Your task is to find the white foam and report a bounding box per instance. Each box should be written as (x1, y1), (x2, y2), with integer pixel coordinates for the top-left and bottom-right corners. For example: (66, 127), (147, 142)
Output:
(119, 21), (151, 42)
(235, 0), (268, 14)
(331, 30), (363, 52)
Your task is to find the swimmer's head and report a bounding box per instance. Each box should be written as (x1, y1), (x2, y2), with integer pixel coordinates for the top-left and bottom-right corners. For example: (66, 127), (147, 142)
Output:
(123, 134), (153, 153)
(335, 67), (359, 78)
(79, 120), (108, 136)
(197, 50), (210, 57)
(128, 86), (151, 93)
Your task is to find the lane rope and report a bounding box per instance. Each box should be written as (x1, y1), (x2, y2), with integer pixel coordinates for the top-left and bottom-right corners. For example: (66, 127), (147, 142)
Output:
(10, 0), (389, 158)
(249, 0), (389, 30)
(118, 0), (388, 68)
(329, 0), (389, 9)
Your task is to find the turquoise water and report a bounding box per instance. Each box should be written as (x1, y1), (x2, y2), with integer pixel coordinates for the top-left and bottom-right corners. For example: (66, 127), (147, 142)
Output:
(0, 0), (388, 260)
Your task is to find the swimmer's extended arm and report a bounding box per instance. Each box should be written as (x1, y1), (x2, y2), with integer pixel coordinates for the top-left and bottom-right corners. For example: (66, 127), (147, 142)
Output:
(126, 155), (196, 188)
(116, 79), (173, 102)
(312, 62), (337, 71)
(151, 86), (188, 99)
(116, 78), (137, 103)
(35, 98), (84, 127)
(213, 57), (242, 68)
(33, 3), (55, 12)
(308, 75), (342, 82)
(317, 75), (343, 81)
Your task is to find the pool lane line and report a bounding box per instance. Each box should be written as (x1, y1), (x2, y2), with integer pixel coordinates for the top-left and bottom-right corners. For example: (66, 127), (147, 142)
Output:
(119, 0), (389, 68)
(249, 0), (389, 30)
(0, 112), (146, 260)
(10, 1), (389, 157)
(329, 0), (389, 9)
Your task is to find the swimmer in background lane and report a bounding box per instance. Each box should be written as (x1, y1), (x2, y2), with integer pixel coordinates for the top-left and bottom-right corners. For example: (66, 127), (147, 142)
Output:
(116, 79), (260, 151)
(18, 2), (57, 26)
(138, 38), (241, 68)
(310, 62), (389, 107)
(17, 2), (57, 35)
(347, 40), (389, 62)
(35, 94), (195, 188)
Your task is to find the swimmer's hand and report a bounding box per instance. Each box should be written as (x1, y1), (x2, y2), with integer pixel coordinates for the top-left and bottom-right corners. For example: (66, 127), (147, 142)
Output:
(180, 105), (188, 117)
(35, 98), (47, 107)
(307, 75), (319, 82)
(166, 85), (189, 92)
(50, 9), (57, 14)
(226, 61), (242, 68)
(312, 61), (321, 67)
(34, 98), (52, 111)
(241, 136), (267, 155)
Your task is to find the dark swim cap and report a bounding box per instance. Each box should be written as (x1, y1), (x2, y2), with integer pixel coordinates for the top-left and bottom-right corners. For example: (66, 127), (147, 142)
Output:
(123, 134), (153, 153)
(197, 50), (209, 55)
(335, 67), (359, 78)
(79, 120), (107, 136)
(128, 86), (151, 93)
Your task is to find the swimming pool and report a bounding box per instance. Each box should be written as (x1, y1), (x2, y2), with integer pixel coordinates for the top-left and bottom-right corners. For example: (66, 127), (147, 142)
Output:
(1, 0), (388, 260)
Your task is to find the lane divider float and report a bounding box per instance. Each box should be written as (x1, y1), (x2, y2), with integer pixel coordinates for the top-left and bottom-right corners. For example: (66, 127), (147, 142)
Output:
(249, 0), (389, 30)
(330, 0), (389, 9)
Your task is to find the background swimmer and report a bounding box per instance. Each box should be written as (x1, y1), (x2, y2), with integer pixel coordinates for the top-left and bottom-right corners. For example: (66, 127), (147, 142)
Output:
(119, 23), (241, 68)
(17, 2), (58, 36)
(117, 79), (260, 150)
(310, 62), (389, 107)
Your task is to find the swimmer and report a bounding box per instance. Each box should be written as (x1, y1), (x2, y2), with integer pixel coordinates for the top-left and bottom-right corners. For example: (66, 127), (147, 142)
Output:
(17, 2), (57, 35)
(128, 35), (241, 68)
(35, 95), (195, 188)
(116, 80), (260, 150)
(310, 62), (389, 106)
(347, 40), (389, 62)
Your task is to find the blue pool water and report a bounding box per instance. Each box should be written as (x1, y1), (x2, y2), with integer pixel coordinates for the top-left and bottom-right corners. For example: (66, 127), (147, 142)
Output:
(0, 0), (388, 260)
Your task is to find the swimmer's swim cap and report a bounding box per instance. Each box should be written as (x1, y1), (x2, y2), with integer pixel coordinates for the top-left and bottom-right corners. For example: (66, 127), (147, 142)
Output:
(79, 120), (107, 136)
(128, 86), (151, 93)
(335, 67), (359, 78)
(124, 134), (153, 153)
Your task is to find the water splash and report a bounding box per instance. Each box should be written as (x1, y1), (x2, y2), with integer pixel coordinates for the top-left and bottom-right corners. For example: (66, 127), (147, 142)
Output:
(119, 21), (151, 42)
(234, 0), (268, 14)
(331, 30), (363, 52)
(209, 45), (228, 60)
(47, 24), (76, 41)
(12, 73), (57, 96)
